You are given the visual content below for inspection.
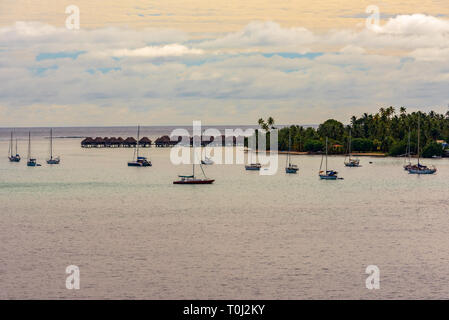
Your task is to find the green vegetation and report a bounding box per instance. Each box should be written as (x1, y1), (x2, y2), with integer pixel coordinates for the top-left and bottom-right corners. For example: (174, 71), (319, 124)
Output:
(258, 107), (449, 157)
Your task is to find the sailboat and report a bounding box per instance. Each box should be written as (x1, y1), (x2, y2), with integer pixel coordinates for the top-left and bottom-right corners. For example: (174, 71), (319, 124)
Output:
(245, 147), (261, 170)
(319, 137), (340, 180)
(47, 128), (60, 164)
(403, 129), (412, 170)
(407, 115), (436, 175)
(173, 149), (214, 184)
(8, 131), (21, 162)
(128, 125), (152, 167)
(285, 131), (298, 173)
(27, 132), (41, 167)
(344, 130), (360, 167)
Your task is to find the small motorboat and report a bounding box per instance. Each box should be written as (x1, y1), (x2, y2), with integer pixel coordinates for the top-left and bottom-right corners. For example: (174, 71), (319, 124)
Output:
(245, 163), (261, 171)
(201, 157), (214, 165)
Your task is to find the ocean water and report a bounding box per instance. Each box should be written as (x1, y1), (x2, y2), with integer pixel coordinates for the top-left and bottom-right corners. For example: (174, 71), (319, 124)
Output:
(1, 134), (449, 299)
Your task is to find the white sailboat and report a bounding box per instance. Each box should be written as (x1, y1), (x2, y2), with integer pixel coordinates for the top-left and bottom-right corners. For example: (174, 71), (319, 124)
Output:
(344, 130), (360, 167)
(27, 132), (40, 167)
(8, 130), (21, 162)
(128, 125), (151, 167)
(47, 128), (60, 164)
(319, 137), (340, 180)
(285, 131), (298, 173)
(407, 115), (436, 174)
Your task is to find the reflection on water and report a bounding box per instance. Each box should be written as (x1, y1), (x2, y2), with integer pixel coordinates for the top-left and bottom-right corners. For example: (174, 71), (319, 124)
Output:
(1, 138), (448, 299)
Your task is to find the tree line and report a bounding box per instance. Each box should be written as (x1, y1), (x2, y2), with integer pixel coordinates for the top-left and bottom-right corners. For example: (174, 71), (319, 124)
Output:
(257, 108), (449, 158)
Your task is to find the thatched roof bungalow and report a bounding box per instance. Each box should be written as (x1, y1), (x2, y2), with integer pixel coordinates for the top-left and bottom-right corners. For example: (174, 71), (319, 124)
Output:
(81, 137), (94, 147)
(155, 135), (172, 147)
(123, 137), (137, 147)
(139, 137), (152, 147)
(93, 137), (105, 147)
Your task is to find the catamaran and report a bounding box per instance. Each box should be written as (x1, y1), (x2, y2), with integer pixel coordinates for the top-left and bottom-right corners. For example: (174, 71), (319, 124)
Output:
(8, 131), (21, 162)
(47, 128), (60, 164)
(344, 130), (360, 167)
(319, 137), (340, 180)
(285, 131), (298, 173)
(128, 125), (152, 167)
(407, 116), (436, 175)
(27, 132), (40, 167)
(245, 148), (261, 170)
(173, 151), (214, 184)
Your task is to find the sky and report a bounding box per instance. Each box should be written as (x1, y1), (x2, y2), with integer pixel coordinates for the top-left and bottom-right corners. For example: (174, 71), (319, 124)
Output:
(0, 0), (449, 126)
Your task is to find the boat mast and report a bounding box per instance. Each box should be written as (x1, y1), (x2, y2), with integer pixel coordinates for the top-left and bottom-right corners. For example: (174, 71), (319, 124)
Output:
(50, 128), (53, 160)
(9, 131), (13, 157)
(136, 125), (140, 159)
(325, 137), (328, 173)
(417, 115), (420, 166)
(287, 130), (291, 167)
(348, 130), (352, 160)
(28, 131), (31, 160)
(407, 128), (411, 163)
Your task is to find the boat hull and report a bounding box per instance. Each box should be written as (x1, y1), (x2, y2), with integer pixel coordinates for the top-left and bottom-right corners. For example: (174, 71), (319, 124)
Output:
(408, 169), (437, 174)
(319, 174), (338, 180)
(128, 161), (152, 167)
(47, 159), (60, 164)
(344, 162), (360, 167)
(173, 179), (215, 184)
(245, 166), (261, 171)
(285, 167), (298, 173)
(8, 156), (21, 162)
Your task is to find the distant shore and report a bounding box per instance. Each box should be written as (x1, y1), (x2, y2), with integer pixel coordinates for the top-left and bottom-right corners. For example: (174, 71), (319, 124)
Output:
(250, 149), (387, 157)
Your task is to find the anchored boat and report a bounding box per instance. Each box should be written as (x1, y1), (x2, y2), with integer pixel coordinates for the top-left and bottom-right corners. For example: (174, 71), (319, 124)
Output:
(174, 152), (214, 184)
(319, 137), (340, 180)
(47, 128), (61, 164)
(285, 131), (298, 173)
(27, 132), (41, 167)
(245, 147), (261, 171)
(344, 130), (360, 167)
(407, 116), (436, 175)
(128, 125), (152, 167)
(8, 131), (21, 162)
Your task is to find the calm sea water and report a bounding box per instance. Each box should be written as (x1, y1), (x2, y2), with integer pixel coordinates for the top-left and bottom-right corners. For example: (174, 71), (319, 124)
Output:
(1, 132), (449, 299)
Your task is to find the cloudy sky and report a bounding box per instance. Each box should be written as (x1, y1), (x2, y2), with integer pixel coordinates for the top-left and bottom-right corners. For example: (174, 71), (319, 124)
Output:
(0, 0), (449, 126)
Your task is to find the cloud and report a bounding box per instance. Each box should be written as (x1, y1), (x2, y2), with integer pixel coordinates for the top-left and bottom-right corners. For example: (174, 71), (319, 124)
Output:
(1, 15), (449, 126)
(111, 44), (203, 58)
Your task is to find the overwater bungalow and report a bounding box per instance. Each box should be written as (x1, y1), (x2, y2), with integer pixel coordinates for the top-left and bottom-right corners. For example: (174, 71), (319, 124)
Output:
(93, 137), (105, 147)
(123, 137), (137, 148)
(81, 137), (95, 148)
(155, 135), (172, 147)
(139, 137), (152, 147)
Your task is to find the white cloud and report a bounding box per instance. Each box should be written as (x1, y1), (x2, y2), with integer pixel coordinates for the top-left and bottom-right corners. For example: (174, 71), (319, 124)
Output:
(111, 44), (203, 58)
(1, 15), (449, 126)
